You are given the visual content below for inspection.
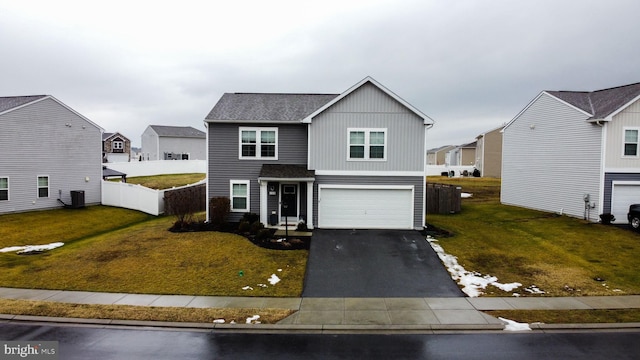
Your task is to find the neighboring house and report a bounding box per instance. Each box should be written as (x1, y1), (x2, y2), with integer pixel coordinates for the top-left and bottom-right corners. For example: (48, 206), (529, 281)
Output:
(0, 95), (103, 214)
(205, 76), (434, 230)
(141, 125), (206, 161)
(474, 125), (504, 178)
(502, 82), (640, 223)
(446, 141), (476, 166)
(102, 131), (131, 163)
(427, 145), (455, 165)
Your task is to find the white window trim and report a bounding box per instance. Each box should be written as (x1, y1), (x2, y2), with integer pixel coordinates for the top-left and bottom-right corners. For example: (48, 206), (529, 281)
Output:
(238, 127), (279, 160)
(37, 175), (49, 198)
(347, 128), (387, 161)
(0, 176), (8, 201)
(622, 127), (640, 158)
(230, 180), (250, 212)
(112, 140), (124, 150)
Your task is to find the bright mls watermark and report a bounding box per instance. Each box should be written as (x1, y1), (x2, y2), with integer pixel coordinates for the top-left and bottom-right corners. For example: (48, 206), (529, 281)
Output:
(1, 342), (58, 359)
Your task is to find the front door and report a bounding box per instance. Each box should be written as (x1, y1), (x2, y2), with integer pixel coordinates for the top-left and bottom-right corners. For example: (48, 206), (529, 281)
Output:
(281, 184), (298, 222)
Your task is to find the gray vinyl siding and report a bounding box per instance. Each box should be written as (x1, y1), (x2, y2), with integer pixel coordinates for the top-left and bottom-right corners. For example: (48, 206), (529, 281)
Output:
(501, 93), (603, 221)
(604, 99), (640, 169)
(0, 98), (102, 214)
(207, 122), (307, 222)
(308, 83), (425, 172)
(313, 175), (424, 229)
(141, 127), (159, 160)
(159, 137), (206, 160)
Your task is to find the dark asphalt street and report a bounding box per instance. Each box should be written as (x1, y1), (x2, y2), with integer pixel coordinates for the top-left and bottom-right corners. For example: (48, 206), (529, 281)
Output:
(2, 324), (639, 359)
(303, 229), (464, 297)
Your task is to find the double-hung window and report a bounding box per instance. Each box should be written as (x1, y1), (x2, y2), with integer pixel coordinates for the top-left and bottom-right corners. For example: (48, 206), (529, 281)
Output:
(0, 177), (8, 201)
(37, 175), (49, 198)
(624, 128), (639, 157)
(230, 180), (250, 212)
(348, 128), (387, 160)
(112, 140), (124, 152)
(239, 127), (278, 159)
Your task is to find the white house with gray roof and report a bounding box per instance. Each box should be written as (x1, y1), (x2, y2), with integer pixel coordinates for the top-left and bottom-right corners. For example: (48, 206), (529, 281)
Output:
(205, 76), (434, 230)
(141, 125), (206, 161)
(502, 82), (640, 223)
(0, 95), (103, 214)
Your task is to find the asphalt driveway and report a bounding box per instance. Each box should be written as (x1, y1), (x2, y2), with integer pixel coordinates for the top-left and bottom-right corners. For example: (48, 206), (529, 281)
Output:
(302, 229), (464, 298)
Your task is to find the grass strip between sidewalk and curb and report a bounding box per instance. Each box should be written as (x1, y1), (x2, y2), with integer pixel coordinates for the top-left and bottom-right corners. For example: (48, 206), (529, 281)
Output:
(485, 309), (640, 324)
(0, 299), (294, 324)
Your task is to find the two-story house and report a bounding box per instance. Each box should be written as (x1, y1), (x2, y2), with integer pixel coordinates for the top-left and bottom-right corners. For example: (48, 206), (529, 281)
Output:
(0, 95), (103, 214)
(102, 131), (131, 162)
(502, 82), (640, 223)
(141, 125), (206, 161)
(205, 77), (434, 230)
(474, 125), (504, 178)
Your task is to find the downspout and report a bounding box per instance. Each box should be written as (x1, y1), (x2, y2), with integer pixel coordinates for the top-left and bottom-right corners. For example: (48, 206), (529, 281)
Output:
(204, 122), (210, 222)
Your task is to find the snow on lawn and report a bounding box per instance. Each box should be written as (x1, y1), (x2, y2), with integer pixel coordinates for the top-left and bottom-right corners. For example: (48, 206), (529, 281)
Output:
(461, 192), (473, 198)
(241, 271), (282, 290)
(427, 237), (522, 297)
(0, 242), (64, 254)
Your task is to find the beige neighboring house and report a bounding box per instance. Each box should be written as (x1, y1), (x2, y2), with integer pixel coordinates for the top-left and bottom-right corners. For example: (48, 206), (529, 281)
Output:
(475, 125), (504, 177)
(427, 145), (455, 165)
(141, 125), (206, 161)
(446, 141), (476, 166)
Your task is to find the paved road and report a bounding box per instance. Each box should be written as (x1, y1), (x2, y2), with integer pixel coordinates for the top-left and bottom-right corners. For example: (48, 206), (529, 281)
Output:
(1, 324), (639, 359)
(303, 229), (464, 297)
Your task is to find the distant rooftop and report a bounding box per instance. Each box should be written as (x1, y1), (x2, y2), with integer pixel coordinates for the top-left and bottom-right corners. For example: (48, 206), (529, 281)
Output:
(148, 125), (205, 138)
(0, 95), (47, 114)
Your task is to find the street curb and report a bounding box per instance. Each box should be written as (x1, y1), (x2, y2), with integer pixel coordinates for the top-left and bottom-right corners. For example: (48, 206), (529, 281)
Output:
(2, 314), (640, 333)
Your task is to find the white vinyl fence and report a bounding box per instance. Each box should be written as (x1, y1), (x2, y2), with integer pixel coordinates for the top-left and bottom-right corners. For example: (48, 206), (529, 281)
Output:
(101, 180), (206, 216)
(426, 165), (476, 177)
(104, 160), (206, 178)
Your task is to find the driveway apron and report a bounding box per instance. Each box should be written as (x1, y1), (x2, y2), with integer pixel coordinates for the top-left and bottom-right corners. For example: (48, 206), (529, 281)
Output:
(302, 229), (464, 297)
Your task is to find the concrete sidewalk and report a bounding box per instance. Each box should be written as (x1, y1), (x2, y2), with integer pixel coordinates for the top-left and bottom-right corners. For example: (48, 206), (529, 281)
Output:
(1, 287), (639, 330)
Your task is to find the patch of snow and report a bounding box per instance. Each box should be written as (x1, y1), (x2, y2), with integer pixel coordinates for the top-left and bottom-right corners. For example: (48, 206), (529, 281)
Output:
(613, 289), (622, 292)
(242, 286), (253, 291)
(0, 242), (64, 254)
(461, 193), (473, 198)
(524, 285), (545, 294)
(499, 317), (531, 331)
(427, 237), (522, 297)
(246, 315), (260, 324)
(213, 319), (225, 324)
(512, 293), (521, 297)
(257, 284), (268, 288)
(277, 268), (282, 272)
(230, 320), (236, 325)
(268, 274), (280, 285)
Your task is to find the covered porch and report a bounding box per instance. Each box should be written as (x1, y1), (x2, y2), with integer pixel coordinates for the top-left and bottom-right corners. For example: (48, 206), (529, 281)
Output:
(258, 164), (315, 229)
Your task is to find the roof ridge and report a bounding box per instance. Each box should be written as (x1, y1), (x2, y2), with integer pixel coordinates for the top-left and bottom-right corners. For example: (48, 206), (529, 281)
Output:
(233, 92), (340, 95)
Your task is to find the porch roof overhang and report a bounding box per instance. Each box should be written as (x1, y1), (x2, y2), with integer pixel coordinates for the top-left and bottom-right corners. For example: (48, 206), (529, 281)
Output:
(258, 164), (315, 183)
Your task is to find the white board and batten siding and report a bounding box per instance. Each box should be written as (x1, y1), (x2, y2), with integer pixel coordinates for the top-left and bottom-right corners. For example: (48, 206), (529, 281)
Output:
(0, 97), (102, 214)
(501, 93), (603, 221)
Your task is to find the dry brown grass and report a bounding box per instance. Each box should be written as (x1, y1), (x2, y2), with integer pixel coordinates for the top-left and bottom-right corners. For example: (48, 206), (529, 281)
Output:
(0, 299), (293, 324)
(486, 309), (640, 324)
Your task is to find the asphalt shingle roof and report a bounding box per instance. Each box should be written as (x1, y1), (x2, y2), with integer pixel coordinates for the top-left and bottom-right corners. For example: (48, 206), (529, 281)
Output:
(205, 93), (339, 123)
(547, 82), (640, 119)
(0, 95), (47, 114)
(259, 164), (315, 179)
(149, 125), (205, 138)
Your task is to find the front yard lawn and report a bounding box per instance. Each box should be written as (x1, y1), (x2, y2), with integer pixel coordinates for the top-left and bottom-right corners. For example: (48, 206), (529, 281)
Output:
(427, 176), (640, 297)
(124, 173), (205, 190)
(0, 207), (307, 297)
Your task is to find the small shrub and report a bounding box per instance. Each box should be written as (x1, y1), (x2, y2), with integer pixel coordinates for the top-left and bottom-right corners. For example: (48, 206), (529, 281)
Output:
(209, 197), (230, 230)
(250, 221), (265, 234)
(238, 220), (251, 234)
(599, 213), (615, 225)
(255, 228), (272, 242)
(242, 213), (260, 224)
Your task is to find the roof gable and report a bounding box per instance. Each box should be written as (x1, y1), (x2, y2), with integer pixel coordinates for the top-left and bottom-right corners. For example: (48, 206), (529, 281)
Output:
(149, 125), (205, 138)
(0, 95), (48, 115)
(205, 93), (338, 123)
(302, 76), (434, 125)
(546, 82), (640, 120)
(103, 132), (130, 142)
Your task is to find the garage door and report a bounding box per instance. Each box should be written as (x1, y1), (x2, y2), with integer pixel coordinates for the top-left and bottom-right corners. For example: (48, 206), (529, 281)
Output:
(318, 186), (414, 229)
(612, 184), (640, 223)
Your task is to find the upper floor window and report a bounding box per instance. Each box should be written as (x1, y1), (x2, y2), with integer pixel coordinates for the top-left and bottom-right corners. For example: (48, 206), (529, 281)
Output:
(37, 175), (49, 198)
(0, 177), (8, 201)
(348, 128), (387, 160)
(112, 140), (124, 152)
(624, 128), (639, 157)
(239, 127), (278, 160)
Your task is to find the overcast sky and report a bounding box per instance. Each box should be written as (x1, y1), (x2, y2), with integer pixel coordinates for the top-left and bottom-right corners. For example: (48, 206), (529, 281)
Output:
(1, 0), (639, 148)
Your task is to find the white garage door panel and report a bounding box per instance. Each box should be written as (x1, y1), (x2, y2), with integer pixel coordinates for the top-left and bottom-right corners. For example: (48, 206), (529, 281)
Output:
(612, 184), (640, 223)
(319, 187), (413, 229)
